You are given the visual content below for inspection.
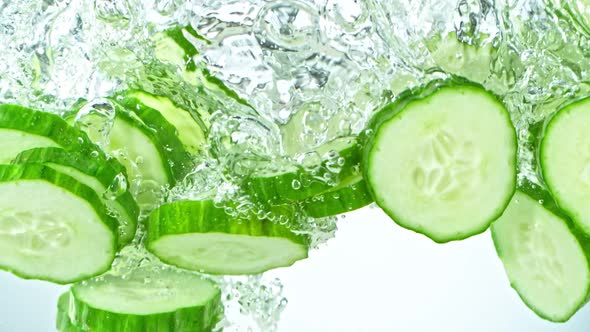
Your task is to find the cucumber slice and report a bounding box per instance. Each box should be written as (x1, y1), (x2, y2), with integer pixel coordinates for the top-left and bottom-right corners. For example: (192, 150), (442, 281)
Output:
(425, 32), (495, 84)
(301, 175), (373, 218)
(73, 100), (192, 207)
(491, 182), (590, 322)
(154, 26), (203, 72)
(56, 293), (82, 332)
(63, 266), (222, 331)
(0, 104), (100, 163)
(146, 200), (309, 275)
(12, 147), (138, 245)
(116, 90), (206, 154)
(0, 164), (118, 284)
(540, 97), (590, 236)
(364, 80), (517, 243)
(245, 137), (361, 203)
(111, 100), (193, 183)
(154, 26), (251, 108)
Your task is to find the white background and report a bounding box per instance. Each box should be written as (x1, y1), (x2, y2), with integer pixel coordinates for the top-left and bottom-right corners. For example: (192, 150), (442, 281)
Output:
(1, 207), (590, 331)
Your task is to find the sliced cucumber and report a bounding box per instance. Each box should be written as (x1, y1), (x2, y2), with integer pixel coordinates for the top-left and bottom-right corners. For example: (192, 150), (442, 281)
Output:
(0, 104), (100, 163)
(12, 147), (138, 246)
(146, 200), (309, 275)
(540, 97), (590, 236)
(301, 175), (373, 218)
(62, 266), (222, 331)
(154, 26), (203, 72)
(56, 293), (83, 332)
(154, 26), (251, 108)
(245, 137), (361, 203)
(116, 90), (206, 154)
(72, 100), (192, 208)
(0, 164), (118, 284)
(492, 182), (590, 322)
(364, 80), (517, 243)
(425, 32), (495, 84)
(111, 100), (193, 183)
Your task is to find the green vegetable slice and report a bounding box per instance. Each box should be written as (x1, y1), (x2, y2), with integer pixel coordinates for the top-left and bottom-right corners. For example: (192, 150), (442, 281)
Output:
(57, 293), (83, 332)
(146, 200), (309, 275)
(111, 100), (194, 184)
(12, 147), (138, 246)
(492, 182), (590, 322)
(425, 32), (495, 84)
(541, 96), (590, 236)
(245, 137), (361, 204)
(116, 90), (206, 155)
(60, 266), (222, 331)
(0, 104), (101, 163)
(301, 175), (373, 218)
(0, 164), (119, 284)
(153, 26), (251, 107)
(363, 79), (517, 243)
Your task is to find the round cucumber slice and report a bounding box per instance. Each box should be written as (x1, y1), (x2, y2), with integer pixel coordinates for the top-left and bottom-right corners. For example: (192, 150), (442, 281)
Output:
(541, 97), (590, 236)
(146, 200), (309, 275)
(0, 104), (101, 164)
(12, 147), (139, 246)
(63, 266), (222, 332)
(245, 137), (361, 203)
(492, 182), (590, 322)
(364, 80), (517, 243)
(116, 90), (206, 155)
(0, 164), (119, 284)
(301, 175), (373, 218)
(111, 100), (194, 184)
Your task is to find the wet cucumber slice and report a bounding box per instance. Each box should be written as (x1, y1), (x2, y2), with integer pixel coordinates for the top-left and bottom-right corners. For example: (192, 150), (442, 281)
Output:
(0, 164), (119, 284)
(245, 137), (361, 204)
(301, 175), (373, 218)
(0, 104), (101, 163)
(425, 32), (495, 84)
(541, 96), (590, 236)
(72, 100), (192, 208)
(492, 182), (590, 322)
(12, 147), (138, 246)
(60, 266), (222, 332)
(110, 100), (194, 184)
(154, 25), (203, 72)
(57, 293), (83, 332)
(146, 200), (309, 275)
(364, 80), (517, 243)
(154, 26), (251, 107)
(116, 90), (206, 155)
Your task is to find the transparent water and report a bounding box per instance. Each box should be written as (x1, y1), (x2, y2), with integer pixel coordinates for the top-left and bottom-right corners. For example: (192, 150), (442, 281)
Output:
(1, 0), (590, 330)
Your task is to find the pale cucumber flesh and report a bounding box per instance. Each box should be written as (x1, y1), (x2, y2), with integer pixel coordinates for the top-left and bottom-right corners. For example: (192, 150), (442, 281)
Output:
(366, 84), (516, 242)
(45, 163), (135, 245)
(541, 97), (590, 235)
(125, 91), (206, 154)
(73, 267), (219, 315)
(492, 191), (590, 322)
(109, 117), (169, 186)
(0, 181), (115, 283)
(151, 232), (308, 275)
(0, 129), (60, 163)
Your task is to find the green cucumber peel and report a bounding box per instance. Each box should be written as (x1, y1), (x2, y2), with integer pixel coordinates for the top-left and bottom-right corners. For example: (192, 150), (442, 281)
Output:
(0, 164), (119, 284)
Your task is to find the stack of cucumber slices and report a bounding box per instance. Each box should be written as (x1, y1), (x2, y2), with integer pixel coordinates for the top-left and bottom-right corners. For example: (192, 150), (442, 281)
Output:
(3, 25), (590, 331)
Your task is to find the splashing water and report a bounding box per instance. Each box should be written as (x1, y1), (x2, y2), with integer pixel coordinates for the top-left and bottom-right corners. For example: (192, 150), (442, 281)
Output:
(3, 0), (590, 330)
